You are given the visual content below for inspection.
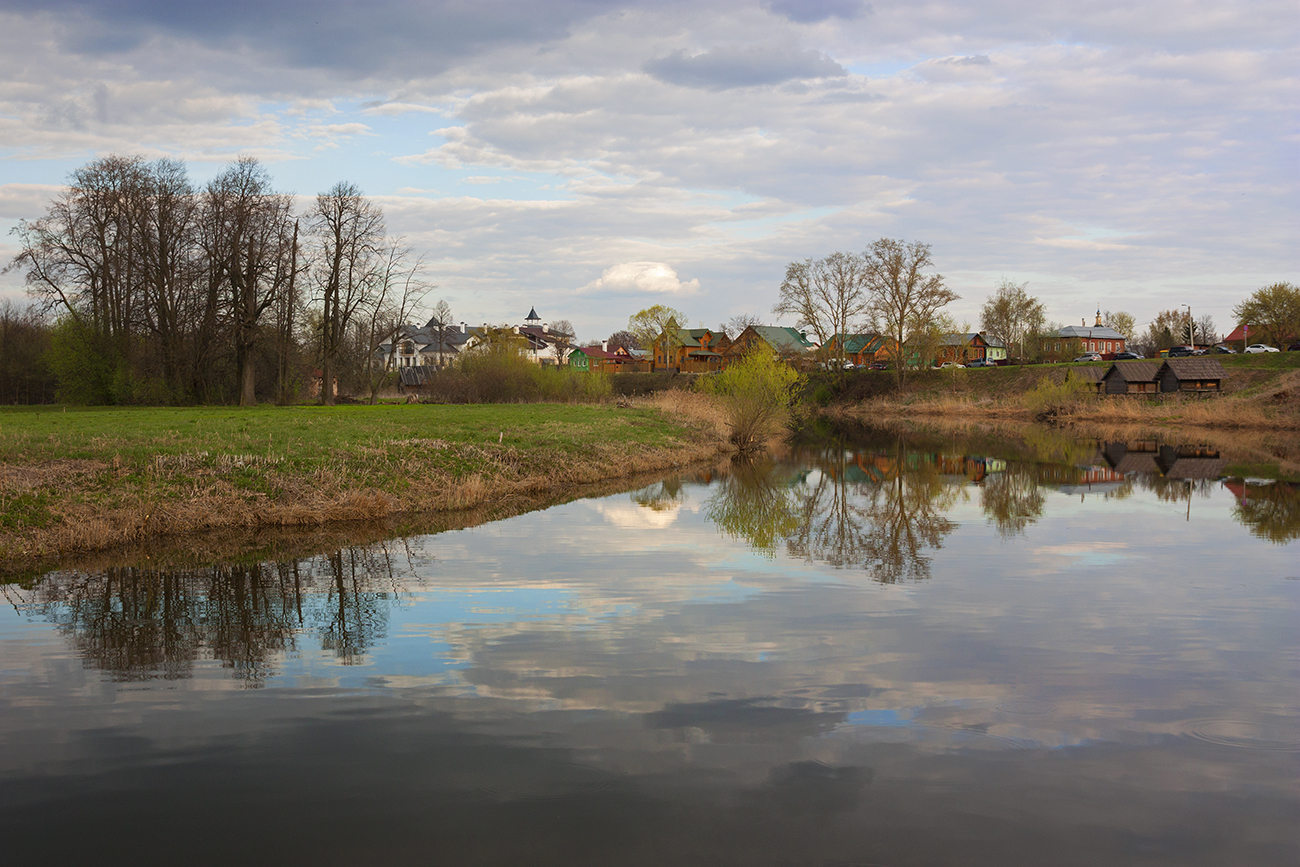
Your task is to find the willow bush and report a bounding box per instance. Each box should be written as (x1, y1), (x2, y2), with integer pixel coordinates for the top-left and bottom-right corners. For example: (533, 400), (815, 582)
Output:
(697, 346), (802, 452)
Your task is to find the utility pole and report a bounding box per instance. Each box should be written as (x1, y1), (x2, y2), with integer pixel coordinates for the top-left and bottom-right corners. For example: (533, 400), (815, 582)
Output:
(1182, 304), (1193, 349)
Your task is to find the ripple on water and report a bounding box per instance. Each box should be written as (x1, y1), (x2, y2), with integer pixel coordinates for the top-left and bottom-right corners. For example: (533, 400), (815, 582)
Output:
(995, 698), (1057, 715)
(474, 762), (615, 801)
(1182, 718), (1300, 752)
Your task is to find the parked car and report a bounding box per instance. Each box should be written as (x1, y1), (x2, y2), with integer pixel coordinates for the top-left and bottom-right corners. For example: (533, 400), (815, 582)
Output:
(1167, 345), (1199, 357)
(1212, 345), (1236, 354)
(1113, 351), (1144, 360)
(1244, 344), (1280, 353)
(1073, 353), (1103, 362)
(965, 358), (994, 367)
(1287, 343), (1300, 352)
(938, 361), (964, 369)
(869, 362), (889, 370)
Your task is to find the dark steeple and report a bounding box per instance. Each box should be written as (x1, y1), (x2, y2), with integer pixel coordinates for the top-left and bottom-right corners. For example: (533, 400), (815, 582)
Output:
(525, 307), (541, 323)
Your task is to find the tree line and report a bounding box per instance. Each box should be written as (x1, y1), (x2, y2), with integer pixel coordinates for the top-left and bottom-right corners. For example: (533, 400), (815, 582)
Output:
(4, 155), (429, 405)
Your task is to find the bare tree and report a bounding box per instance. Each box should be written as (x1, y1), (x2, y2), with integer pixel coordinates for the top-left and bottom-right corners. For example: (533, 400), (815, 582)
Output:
(307, 182), (386, 405)
(205, 157), (296, 405)
(773, 252), (870, 369)
(863, 239), (958, 386)
(359, 241), (430, 404)
(979, 279), (1045, 366)
(722, 313), (763, 338)
(606, 329), (639, 352)
(1102, 310), (1136, 340)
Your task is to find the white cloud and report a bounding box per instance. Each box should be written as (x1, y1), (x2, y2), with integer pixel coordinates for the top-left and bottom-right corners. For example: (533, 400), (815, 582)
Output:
(579, 262), (701, 296)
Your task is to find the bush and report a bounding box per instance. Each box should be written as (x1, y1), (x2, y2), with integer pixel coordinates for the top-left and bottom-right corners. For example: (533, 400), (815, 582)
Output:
(1024, 371), (1095, 420)
(697, 346), (801, 452)
(414, 345), (613, 403)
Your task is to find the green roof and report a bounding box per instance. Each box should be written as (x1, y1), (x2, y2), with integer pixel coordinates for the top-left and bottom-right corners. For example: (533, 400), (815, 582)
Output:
(752, 326), (815, 352)
(832, 333), (888, 354)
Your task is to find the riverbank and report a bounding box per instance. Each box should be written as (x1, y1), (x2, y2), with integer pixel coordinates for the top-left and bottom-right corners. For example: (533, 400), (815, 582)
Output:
(821, 353), (1300, 430)
(0, 398), (728, 564)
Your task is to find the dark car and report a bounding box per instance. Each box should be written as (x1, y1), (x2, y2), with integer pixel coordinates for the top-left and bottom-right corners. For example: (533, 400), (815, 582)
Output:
(1113, 351), (1143, 360)
(1167, 345), (1198, 357)
(869, 362), (889, 370)
(1212, 345), (1236, 354)
(965, 358), (994, 367)
(1288, 343), (1300, 352)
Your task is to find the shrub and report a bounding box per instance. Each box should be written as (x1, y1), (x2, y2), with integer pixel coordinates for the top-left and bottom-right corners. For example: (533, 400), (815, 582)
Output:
(697, 346), (802, 451)
(1024, 371), (1095, 421)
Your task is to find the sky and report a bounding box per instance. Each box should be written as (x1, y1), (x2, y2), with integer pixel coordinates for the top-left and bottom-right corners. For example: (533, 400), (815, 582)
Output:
(0, 0), (1295, 342)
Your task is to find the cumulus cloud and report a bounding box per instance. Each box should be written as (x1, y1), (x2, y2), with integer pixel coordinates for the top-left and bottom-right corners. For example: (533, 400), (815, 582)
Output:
(579, 262), (701, 296)
(645, 45), (847, 89)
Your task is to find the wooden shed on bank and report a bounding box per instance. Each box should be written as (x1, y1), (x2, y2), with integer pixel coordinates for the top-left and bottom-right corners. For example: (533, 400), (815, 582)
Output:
(1158, 357), (1227, 394)
(1102, 361), (1161, 395)
(1070, 365), (1106, 394)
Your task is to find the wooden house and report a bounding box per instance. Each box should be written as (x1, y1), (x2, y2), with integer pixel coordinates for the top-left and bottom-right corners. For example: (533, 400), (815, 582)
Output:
(1158, 357), (1227, 394)
(1102, 361), (1161, 395)
(651, 321), (730, 372)
(826, 332), (899, 366)
(935, 333), (990, 366)
(724, 325), (816, 367)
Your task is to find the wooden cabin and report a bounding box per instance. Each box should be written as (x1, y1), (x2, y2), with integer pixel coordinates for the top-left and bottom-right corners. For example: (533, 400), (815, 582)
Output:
(1102, 361), (1161, 395)
(1158, 357), (1227, 394)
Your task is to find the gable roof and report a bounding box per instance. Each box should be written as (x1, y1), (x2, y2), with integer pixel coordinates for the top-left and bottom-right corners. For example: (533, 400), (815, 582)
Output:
(1070, 366), (1106, 383)
(1103, 361), (1161, 382)
(938, 332), (986, 346)
(749, 325), (816, 352)
(1160, 357), (1227, 379)
(832, 333), (889, 354)
(1059, 324), (1126, 340)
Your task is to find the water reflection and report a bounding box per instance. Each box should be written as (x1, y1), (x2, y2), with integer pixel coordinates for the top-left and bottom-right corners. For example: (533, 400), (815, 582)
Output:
(17, 544), (409, 685)
(0, 425), (1296, 866)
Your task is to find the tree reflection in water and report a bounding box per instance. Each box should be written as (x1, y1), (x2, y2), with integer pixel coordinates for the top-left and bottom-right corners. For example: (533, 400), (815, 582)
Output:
(707, 440), (960, 582)
(980, 463), (1047, 537)
(22, 543), (410, 685)
(1231, 481), (1300, 543)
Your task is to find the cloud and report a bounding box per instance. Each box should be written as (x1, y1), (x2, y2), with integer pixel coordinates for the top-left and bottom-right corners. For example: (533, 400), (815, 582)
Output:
(767, 0), (870, 24)
(579, 262), (701, 296)
(645, 45), (847, 90)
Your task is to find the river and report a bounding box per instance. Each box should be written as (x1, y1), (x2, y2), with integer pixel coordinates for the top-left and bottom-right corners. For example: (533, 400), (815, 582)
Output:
(1, 424), (1297, 866)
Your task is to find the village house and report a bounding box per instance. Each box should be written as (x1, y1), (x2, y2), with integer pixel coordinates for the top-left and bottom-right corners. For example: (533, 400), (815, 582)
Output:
(1041, 311), (1128, 362)
(826, 333), (899, 366)
(569, 342), (646, 373)
(651, 321), (731, 372)
(723, 325), (816, 367)
(462, 308), (575, 366)
(379, 318), (473, 370)
(983, 335), (1007, 363)
(935, 333), (990, 366)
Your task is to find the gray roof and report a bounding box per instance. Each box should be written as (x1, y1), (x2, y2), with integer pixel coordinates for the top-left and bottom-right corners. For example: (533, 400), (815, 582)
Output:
(1161, 357), (1227, 379)
(1059, 324), (1126, 340)
(1104, 361), (1161, 382)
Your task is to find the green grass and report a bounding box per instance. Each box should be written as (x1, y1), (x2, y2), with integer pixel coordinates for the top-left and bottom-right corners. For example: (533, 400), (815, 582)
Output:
(0, 403), (689, 471)
(0, 403), (718, 559)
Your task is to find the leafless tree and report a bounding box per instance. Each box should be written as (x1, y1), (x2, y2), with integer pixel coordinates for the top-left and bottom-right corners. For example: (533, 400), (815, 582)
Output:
(863, 239), (958, 386)
(205, 158), (296, 405)
(359, 241), (431, 404)
(773, 251), (870, 369)
(979, 279), (1045, 365)
(307, 182), (386, 405)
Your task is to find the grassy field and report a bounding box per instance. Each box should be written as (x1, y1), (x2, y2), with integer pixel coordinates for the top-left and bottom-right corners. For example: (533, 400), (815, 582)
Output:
(0, 402), (724, 561)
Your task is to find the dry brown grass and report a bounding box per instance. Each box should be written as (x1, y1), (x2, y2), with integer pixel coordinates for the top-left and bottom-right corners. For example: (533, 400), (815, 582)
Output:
(862, 368), (1300, 431)
(0, 406), (729, 564)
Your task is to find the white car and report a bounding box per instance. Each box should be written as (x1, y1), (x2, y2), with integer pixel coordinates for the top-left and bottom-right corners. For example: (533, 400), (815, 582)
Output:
(938, 361), (964, 369)
(1244, 344), (1279, 353)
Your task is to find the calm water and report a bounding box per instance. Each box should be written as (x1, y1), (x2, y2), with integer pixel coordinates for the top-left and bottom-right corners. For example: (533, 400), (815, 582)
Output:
(2, 428), (1297, 866)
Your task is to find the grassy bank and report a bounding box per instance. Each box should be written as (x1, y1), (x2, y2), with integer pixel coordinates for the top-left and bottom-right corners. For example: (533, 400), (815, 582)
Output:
(817, 352), (1300, 430)
(0, 400), (725, 562)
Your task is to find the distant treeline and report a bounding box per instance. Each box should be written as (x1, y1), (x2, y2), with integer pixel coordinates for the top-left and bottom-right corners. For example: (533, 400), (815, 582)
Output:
(5, 154), (428, 405)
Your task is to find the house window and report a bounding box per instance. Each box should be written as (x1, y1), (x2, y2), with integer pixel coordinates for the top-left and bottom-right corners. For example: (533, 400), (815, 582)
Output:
(402, 341), (414, 355)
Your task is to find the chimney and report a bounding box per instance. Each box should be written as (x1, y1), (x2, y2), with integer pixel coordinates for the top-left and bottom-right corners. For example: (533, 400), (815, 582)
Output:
(601, 340), (608, 352)
(1081, 318), (1086, 326)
